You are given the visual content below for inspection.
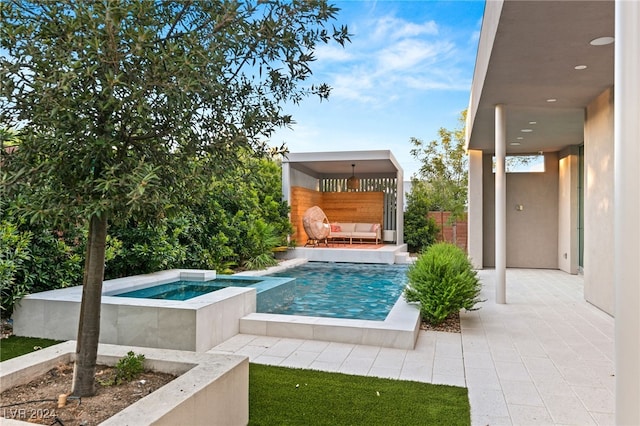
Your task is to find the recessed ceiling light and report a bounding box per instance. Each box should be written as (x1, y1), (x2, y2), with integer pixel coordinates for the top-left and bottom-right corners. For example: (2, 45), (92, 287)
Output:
(521, 129), (533, 133)
(517, 137), (524, 140)
(547, 98), (557, 103)
(574, 65), (588, 70)
(529, 121), (537, 125)
(510, 142), (521, 146)
(590, 36), (614, 46)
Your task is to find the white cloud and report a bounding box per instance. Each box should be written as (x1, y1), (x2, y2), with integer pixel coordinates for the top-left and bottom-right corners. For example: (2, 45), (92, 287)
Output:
(314, 43), (353, 62)
(310, 10), (469, 108)
(371, 16), (439, 42)
(376, 39), (451, 72)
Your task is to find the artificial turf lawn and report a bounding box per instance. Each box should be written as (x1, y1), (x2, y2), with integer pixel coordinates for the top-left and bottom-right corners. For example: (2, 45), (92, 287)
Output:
(249, 363), (471, 426)
(0, 335), (62, 361)
(1, 338), (471, 425)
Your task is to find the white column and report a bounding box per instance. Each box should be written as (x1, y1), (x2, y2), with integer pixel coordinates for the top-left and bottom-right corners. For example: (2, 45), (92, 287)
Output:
(281, 161), (291, 203)
(396, 169), (404, 245)
(467, 149), (483, 269)
(614, 1), (640, 423)
(495, 104), (507, 304)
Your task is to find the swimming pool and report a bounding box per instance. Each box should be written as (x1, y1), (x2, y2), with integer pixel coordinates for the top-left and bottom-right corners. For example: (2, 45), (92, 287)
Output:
(114, 277), (263, 301)
(262, 262), (408, 321)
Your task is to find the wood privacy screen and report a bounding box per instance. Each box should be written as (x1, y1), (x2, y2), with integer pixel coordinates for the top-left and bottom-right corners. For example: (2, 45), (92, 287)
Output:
(290, 186), (384, 245)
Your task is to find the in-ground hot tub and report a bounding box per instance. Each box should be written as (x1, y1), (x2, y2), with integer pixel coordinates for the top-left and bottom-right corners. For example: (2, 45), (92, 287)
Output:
(12, 269), (294, 352)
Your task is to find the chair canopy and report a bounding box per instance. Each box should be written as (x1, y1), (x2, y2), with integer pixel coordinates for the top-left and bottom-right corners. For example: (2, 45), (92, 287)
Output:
(302, 206), (330, 241)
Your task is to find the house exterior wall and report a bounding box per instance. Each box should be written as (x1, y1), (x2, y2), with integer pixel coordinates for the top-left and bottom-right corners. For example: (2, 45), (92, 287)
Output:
(483, 152), (559, 268)
(557, 146), (579, 274)
(584, 87), (615, 315)
(468, 149), (484, 268)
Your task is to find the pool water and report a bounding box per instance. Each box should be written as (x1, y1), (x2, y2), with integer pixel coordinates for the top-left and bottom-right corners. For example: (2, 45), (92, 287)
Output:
(264, 262), (408, 321)
(114, 278), (262, 301)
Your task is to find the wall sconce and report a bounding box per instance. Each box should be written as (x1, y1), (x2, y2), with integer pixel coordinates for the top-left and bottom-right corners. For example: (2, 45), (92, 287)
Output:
(515, 204), (524, 211)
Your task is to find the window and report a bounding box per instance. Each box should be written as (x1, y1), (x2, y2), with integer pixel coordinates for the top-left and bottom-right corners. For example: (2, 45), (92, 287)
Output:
(492, 154), (545, 173)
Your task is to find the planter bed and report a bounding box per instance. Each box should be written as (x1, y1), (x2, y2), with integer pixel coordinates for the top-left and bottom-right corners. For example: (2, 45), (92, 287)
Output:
(0, 341), (248, 425)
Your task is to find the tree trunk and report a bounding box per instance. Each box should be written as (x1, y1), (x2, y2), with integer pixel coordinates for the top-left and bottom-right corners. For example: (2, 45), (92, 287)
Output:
(72, 213), (108, 397)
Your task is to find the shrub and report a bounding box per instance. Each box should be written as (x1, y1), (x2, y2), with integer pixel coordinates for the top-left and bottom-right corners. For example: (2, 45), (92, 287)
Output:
(404, 243), (483, 325)
(0, 221), (32, 317)
(115, 351), (146, 384)
(99, 351), (146, 386)
(403, 186), (439, 253)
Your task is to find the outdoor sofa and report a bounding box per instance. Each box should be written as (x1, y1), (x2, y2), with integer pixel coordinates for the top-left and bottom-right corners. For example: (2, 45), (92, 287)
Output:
(329, 222), (381, 244)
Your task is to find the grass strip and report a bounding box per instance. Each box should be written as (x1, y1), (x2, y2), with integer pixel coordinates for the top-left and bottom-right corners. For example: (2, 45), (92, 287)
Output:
(249, 363), (470, 426)
(2, 338), (471, 425)
(0, 336), (62, 362)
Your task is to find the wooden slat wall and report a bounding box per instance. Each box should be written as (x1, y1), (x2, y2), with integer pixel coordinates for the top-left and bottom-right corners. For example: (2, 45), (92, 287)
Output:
(290, 187), (385, 245)
(290, 186), (323, 245)
(322, 192), (384, 224)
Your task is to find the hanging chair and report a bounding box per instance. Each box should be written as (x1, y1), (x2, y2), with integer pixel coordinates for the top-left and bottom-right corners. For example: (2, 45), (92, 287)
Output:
(302, 206), (330, 246)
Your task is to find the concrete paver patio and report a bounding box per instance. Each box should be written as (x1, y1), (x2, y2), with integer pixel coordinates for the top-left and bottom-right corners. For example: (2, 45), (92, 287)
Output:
(210, 269), (615, 425)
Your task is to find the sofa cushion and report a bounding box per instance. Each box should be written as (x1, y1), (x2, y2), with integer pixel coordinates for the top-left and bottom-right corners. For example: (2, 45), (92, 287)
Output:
(337, 223), (356, 232)
(355, 223), (373, 232)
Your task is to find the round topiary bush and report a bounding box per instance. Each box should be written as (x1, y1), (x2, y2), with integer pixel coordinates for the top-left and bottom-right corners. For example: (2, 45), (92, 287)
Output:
(404, 242), (483, 325)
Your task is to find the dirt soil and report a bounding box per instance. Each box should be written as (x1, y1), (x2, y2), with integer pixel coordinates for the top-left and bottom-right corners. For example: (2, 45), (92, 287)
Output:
(0, 362), (175, 425)
(420, 311), (461, 333)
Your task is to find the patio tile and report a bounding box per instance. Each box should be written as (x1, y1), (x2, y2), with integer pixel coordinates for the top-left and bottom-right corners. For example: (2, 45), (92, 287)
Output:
(262, 338), (304, 357)
(590, 411), (615, 426)
(367, 366), (401, 380)
(433, 355), (464, 378)
(399, 361), (432, 382)
(501, 379), (544, 406)
(507, 404), (554, 425)
(542, 393), (597, 425)
(465, 367), (501, 390)
(281, 350), (321, 368)
(468, 387), (510, 418)
(298, 339), (331, 353)
(209, 268), (614, 426)
(340, 356), (374, 376)
(314, 342), (354, 364)
(571, 385), (615, 414)
(431, 374), (465, 387)
(372, 347), (407, 369)
(463, 351), (495, 369)
(494, 361), (531, 381)
(253, 354), (285, 366)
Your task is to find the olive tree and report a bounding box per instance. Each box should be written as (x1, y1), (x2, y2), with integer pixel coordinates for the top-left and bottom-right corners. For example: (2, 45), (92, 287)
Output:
(0, 0), (349, 396)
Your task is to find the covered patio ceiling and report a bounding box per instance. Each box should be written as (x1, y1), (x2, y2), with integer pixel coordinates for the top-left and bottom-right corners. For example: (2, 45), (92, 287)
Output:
(466, 0), (614, 155)
(283, 150), (402, 179)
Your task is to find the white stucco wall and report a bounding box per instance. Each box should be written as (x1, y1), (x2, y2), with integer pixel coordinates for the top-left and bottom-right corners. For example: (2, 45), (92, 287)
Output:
(557, 146), (579, 274)
(290, 168), (319, 190)
(584, 87), (615, 315)
(468, 149), (484, 269)
(483, 153), (560, 268)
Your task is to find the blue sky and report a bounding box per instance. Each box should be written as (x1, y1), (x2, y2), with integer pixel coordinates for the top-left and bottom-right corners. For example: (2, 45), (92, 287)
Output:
(270, 0), (486, 178)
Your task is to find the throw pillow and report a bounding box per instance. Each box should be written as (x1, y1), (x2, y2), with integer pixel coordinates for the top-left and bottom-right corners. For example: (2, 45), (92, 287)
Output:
(370, 223), (380, 232)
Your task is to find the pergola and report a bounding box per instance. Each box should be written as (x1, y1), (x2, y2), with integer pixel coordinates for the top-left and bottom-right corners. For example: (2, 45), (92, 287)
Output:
(281, 150), (404, 246)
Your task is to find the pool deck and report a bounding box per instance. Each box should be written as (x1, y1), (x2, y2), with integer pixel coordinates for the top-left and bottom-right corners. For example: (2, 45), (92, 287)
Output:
(210, 268), (615, 425)
(275, 243), (412, 264)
